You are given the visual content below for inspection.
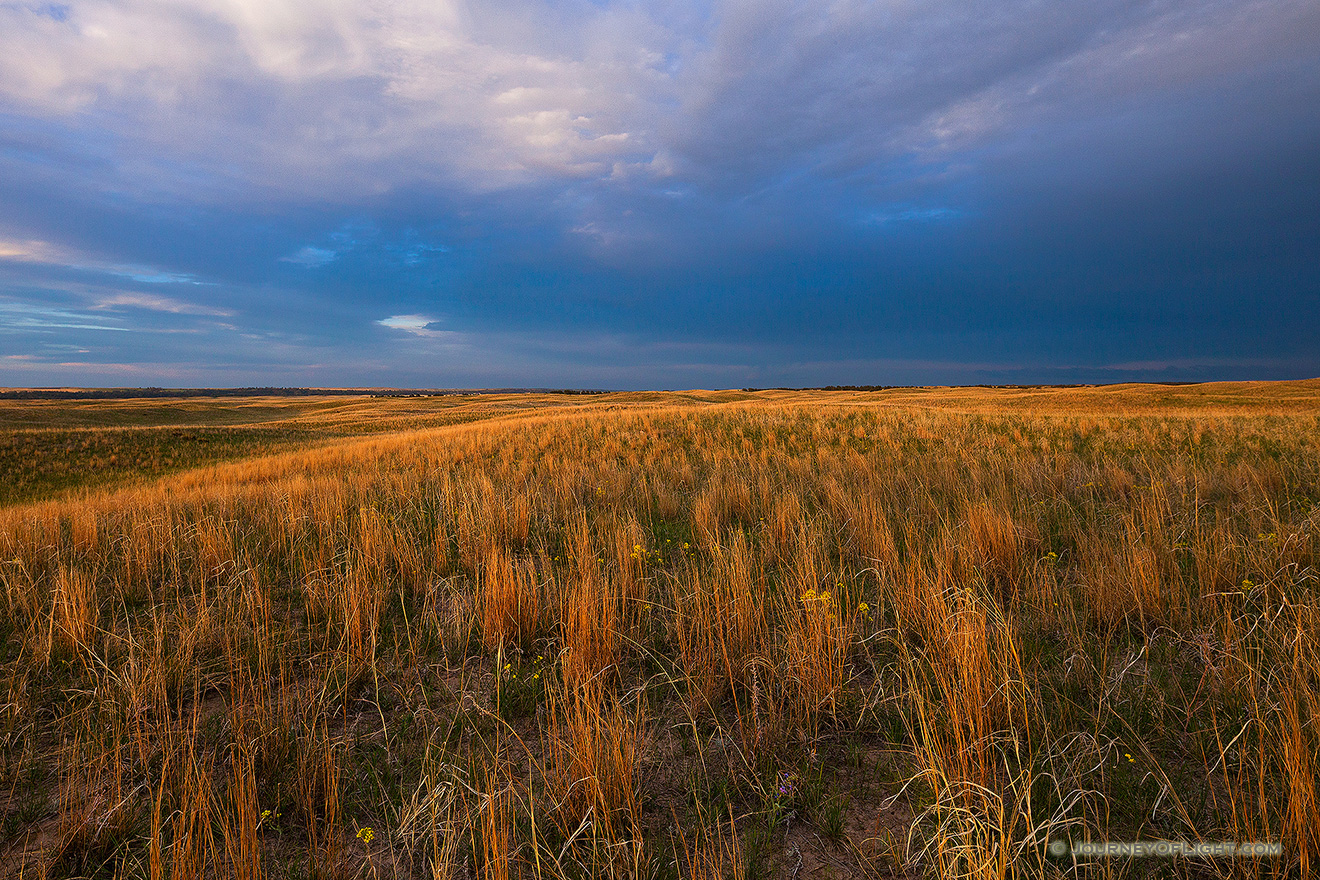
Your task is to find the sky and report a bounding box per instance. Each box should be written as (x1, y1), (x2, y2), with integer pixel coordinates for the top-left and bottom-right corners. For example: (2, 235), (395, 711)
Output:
(0, 0), (1317, 389)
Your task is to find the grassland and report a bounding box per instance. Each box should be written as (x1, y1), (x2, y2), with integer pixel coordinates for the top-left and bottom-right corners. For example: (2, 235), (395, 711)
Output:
(1, 382), (1318, 879)
(0, 393), (610, 507)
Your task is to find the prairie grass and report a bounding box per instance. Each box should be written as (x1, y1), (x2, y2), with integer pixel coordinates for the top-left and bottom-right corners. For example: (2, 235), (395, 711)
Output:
(0, 384), (1317, 877)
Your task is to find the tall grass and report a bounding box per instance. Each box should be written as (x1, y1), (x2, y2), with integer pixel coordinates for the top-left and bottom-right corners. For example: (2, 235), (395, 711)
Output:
(0, 393), (1317, 877)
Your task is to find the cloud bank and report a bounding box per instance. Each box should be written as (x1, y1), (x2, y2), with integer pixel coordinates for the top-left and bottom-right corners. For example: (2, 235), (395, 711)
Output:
(0, 0), (1317, 387)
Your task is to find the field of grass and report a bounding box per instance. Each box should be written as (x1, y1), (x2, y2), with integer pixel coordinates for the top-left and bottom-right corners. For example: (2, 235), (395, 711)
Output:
(0, 392), (615, 507)
(1, 382), (1318, 878)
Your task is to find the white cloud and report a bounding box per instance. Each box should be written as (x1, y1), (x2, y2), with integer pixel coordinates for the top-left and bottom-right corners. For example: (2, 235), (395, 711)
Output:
(377, 314), (434, 332)
(92, 291), (234, 316)
(0, 0), (1313, 208)
(376, 313), (468, 345)
(0, 0), (683, 196)
(0, 237), (69, 262)
(0, 233), (217, 288)
(0, 300), (130, 332)
(0, 234), (211, 286)
(281, 246), (339, 267)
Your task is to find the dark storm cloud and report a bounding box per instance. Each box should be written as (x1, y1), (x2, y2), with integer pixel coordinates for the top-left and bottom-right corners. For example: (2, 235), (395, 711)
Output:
(0, 0), (1316, 387)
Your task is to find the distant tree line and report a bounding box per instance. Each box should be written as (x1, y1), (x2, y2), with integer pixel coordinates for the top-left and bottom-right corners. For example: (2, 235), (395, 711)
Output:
(0, 387), (368, 400)
(0, 387), (614, 400)
(741, 385), (898, 392)
(741, 382), (1200, 392)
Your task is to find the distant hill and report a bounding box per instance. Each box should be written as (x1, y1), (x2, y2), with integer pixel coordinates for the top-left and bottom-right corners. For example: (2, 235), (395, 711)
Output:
(0, 387), (609, 400)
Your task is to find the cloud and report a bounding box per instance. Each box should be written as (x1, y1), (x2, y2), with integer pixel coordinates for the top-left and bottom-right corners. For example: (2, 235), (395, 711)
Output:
(376, 314), (434, 332)
(91, 291), (234, 316)
(0, 0), (1316, 388)
(0, 234), (207, 284)
(281, 246), (339, 267)
(0, 237), (68, 262)
(0, 0), (681, 199)
(391, 241), (449, 266)
(0, 0), (1313, 220)
(861, 206), (963, 225)
(0, 300), (130, 332)
(119, 269), (203, 284)
(374, 314), (471, 348)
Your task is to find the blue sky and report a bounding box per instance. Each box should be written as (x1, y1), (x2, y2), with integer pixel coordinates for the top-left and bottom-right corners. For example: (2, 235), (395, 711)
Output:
(1, 0), (1317, 389)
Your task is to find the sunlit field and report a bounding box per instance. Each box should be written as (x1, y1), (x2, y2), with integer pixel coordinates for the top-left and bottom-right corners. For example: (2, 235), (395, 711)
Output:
(2, 383), (1318, 879)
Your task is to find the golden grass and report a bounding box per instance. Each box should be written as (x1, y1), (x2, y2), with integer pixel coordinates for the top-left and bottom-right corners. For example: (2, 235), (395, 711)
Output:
(0, 384), (1317, 878)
